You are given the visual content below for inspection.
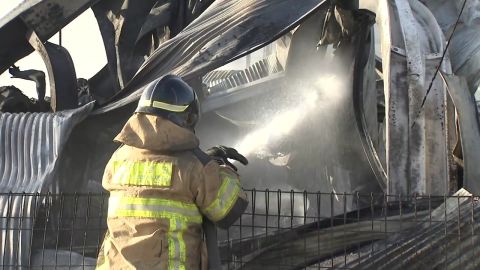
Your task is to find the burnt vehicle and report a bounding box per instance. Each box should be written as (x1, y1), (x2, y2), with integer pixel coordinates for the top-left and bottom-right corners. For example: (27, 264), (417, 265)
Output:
(1, 0), (480, 269)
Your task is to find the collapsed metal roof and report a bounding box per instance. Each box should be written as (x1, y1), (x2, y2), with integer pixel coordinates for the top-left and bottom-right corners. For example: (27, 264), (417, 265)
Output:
(1, 0), (480, 268)
(0, 0), (331, 267)
(92, 0), (328, 114)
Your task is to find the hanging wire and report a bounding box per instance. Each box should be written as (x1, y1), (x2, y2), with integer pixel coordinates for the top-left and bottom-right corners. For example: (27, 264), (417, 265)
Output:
(410, 0), (467, 129)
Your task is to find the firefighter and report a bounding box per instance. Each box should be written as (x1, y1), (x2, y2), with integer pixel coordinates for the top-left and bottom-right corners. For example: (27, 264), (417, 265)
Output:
(96, 74), (249, 269)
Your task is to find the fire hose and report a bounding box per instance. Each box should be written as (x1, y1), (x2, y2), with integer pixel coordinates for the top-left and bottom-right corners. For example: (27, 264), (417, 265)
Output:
(203, 219), (223, 270)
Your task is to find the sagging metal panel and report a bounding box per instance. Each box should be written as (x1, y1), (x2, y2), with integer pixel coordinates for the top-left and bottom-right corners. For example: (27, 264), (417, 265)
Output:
(441, 72), (480, 195)
(0, 103), (94, 269)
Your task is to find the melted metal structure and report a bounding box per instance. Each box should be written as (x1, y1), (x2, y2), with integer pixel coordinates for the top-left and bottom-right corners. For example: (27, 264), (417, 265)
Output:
(1, 0), (480, 268)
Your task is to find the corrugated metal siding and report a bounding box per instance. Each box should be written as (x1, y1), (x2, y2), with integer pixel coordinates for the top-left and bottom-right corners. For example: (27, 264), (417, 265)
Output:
(0, 102), (94, 269)
(203, 70), (241, 86)
(209, 53), (284, 94)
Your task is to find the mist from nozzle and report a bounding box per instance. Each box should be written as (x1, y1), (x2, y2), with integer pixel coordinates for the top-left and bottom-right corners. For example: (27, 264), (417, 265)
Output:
(233, 73), (349, 158)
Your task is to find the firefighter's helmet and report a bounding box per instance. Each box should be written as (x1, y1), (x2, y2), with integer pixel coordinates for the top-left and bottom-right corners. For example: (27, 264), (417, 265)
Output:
(135, 75), (200, 131)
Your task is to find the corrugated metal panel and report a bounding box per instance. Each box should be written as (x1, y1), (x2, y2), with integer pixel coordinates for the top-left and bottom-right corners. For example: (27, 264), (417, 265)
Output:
(201, 71), (285, 113)
(209, 53), (284, 94)
(0, 102), (94, 269)
(203, 70), (241, 86)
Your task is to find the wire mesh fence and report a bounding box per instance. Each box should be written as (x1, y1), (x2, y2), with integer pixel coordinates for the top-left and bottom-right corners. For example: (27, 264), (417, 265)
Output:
(1, 188), (479, 269)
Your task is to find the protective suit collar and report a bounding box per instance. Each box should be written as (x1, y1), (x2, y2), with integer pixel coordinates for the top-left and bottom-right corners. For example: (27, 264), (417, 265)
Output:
(114, 113), (200, 151)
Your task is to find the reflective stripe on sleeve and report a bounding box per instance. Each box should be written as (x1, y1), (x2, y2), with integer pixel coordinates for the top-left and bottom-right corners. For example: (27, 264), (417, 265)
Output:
(108, 197), (202, 223)
(203, 172), (241, 221)
(112, 161), (173, 187)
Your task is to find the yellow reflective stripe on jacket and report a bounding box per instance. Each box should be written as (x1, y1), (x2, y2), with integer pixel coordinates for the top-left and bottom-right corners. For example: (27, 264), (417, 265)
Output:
(108, 197), (202, 223)
(107, 197), (194, 270)
(203, 172), (241, 221)
(139, 99), (189, 112)
(96, 261), (107, 270)
(167, 219), (187, 270)
(112, 161), (173, 187)
(96, 234), (111, 270)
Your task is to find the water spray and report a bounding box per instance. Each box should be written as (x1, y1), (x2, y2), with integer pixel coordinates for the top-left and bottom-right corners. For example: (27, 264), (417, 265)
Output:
(233, 74), (345, 158)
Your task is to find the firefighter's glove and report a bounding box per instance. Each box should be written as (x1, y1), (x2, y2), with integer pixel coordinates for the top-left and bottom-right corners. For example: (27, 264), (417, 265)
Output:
(206, 145), (248, 171)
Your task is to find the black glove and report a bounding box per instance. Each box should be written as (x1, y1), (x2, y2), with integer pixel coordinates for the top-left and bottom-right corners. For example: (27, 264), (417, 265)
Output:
(206, 145), (248, 171)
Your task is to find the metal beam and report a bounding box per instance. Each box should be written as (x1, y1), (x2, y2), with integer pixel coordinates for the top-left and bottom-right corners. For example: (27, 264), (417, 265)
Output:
(385, 0), (451, 197)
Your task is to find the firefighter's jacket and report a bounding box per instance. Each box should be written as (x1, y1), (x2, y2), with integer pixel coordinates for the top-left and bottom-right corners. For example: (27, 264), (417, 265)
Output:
(96, 113), (249, 270)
